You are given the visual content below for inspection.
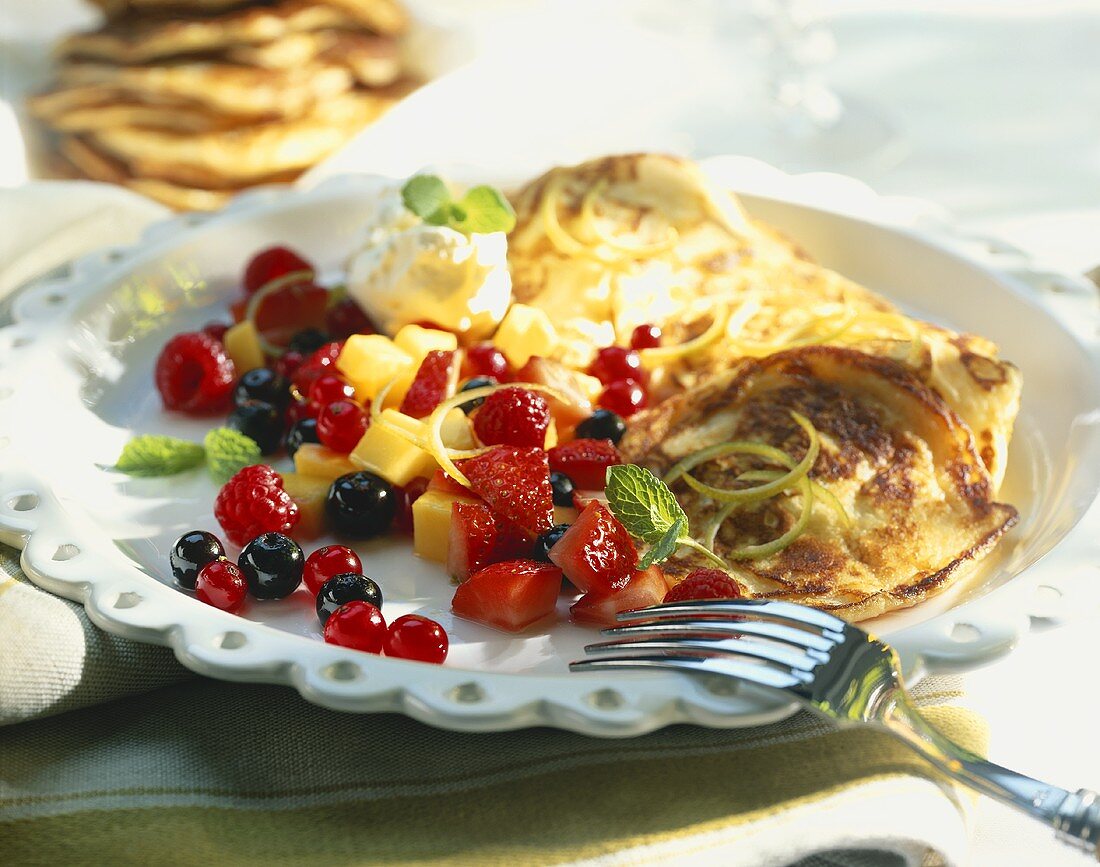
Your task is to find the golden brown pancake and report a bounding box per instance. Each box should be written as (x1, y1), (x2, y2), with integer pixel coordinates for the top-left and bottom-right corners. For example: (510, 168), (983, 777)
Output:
(83, 85), (406, 187)
(620, 346), (1018, 621)
(54, 61), (354, 119)
(507, 153), (1021, 489)
(86, 0), (409, 36)
(56, 1), (360, 64)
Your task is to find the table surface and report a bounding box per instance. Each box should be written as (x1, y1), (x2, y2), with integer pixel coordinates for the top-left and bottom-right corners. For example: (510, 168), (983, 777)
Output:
(2, 2), (1099, 864)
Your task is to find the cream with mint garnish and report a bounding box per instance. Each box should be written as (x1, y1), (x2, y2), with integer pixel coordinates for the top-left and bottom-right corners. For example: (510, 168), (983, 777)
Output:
(346, 175), (516, 338)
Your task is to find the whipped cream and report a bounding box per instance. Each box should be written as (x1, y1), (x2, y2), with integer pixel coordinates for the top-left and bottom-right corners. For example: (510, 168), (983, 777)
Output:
(347, 187), (512, 338)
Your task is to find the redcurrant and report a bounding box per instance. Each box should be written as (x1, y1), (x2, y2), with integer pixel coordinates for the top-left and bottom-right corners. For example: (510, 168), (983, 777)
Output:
(629, 324), (662, 350)
(384, 614), (449, 664)
(323, 600), (386, 653)
(303, 545), (363, 595)
(587, 346), (644, 385)
(599, 378), (648, 417)
(463, 344), (512, 381)
(195, 559), (247, 612)
(308, 374), (354, 405)
(317, 400), (368, 453)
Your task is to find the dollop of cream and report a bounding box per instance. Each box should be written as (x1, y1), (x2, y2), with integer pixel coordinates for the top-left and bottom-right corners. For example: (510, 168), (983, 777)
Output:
(346, 187), (512, 338)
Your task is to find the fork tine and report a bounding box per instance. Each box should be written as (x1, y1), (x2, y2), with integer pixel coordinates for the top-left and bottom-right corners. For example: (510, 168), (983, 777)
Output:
(584, 634), (822, 673)
(616, 598), (848, 632)
(600, 618), (838, 652)
(568, 653), (805, 691)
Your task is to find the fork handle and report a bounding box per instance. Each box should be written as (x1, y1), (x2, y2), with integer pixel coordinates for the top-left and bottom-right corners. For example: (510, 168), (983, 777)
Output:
(882, 697), (1100, 859)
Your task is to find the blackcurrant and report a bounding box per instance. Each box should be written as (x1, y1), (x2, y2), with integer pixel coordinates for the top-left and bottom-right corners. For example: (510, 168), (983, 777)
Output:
(170, 530), (225, 589)
(234, 367), (290, 410)
(326, 471), (397, 539)
(574, 409), (626, 444)
(457, 376), (498, 413)
(533, 523), (571, 562)
(316, 573), (383, 625)
(549, 471), (575, 507)
(286, 417), (321, 458)
(288, 327), (331, 355)
(237, 532), (304, 599)
(227, 399), (284, 455)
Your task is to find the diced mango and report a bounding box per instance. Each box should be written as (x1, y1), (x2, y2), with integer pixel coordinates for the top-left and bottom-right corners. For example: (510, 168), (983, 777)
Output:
(440, 408), (476, 450)
(394, 325), (458, 361)
(350, 409), (437, 487)
(282, 472), (330, 540)
(223, 319), (265, 373)
(493, 304), (558, 368)
(336, 334), (414, 400)
(413, 489), (476, 563)
(544, 419), (558, 449)
(573, 371), (603, 404)
(384, 362), (419, 409)
(293, 443), (358, 482)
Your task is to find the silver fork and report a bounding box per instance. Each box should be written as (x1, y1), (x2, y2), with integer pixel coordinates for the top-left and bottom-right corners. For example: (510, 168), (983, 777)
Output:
(570, 598), (1100, 859)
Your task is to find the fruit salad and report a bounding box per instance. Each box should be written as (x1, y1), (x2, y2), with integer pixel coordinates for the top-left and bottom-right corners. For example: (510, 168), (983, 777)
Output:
(125, 175), (742, 662)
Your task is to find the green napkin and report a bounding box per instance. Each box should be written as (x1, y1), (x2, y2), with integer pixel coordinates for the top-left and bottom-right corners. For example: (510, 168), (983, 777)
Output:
(0, 543), (987, 866)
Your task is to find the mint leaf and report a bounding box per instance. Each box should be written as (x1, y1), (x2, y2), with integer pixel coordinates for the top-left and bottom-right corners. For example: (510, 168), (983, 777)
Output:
(606, 464), (725, 568)
(605, 464), (687, 543)
(639, 517), (685, 569)
(401, 175), (451, 221)
(452, 185), (516, 234)
(114, 435), (205, 477)
(205, 428), (261, 484)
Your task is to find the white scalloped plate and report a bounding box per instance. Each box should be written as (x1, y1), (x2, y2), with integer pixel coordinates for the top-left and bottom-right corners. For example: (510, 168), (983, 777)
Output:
(2, 160), (1099, 736)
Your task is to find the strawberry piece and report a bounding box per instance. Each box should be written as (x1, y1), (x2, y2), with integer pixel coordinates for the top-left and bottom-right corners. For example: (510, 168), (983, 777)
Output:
(570, 566), (669, 627)
(426, 469), (477, 499)
(663, 568), (742, 603)
(473, 387), (550, 449)
(244, 245), (313, 295)
(548, 501), (638, 594)
(448, 502), (535, 580)
(457, 446), (554, 536)
(448, 502), (499, 582)
(399, 350), (459, 418)
(516, 357), (593, 429)
(547, 439), (623, 490)
(451, 559), (562, 632)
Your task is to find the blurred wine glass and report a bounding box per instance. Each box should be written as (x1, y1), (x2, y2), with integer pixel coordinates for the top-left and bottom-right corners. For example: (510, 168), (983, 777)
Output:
(748, 0), (906, 172)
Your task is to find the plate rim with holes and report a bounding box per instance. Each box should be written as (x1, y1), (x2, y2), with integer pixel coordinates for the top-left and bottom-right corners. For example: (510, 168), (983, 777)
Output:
(1, 158), (1098, 736)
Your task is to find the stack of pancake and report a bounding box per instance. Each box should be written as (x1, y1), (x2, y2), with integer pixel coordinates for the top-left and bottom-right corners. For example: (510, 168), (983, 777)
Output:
(28, 0), (416, 210)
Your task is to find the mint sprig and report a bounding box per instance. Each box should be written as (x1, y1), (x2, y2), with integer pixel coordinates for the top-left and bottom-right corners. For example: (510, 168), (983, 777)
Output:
(112, 427), (261, 482)
(114, 435), (206, 478)
(400, 175), (516, 235)
(605, 464), (726, 568)
(204, 428), (262, 484)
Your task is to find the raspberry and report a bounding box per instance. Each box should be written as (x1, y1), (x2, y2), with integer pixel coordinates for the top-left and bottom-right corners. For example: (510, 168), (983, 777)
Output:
(214, 465), (300, 547)
(155, 332), (236, 413)
(243, 245), (313, 295)
(663, 568), (742, 603)
(201, 321), (230, 343)
(473, 387), (550, 448)
(547, 439), (623, 489)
